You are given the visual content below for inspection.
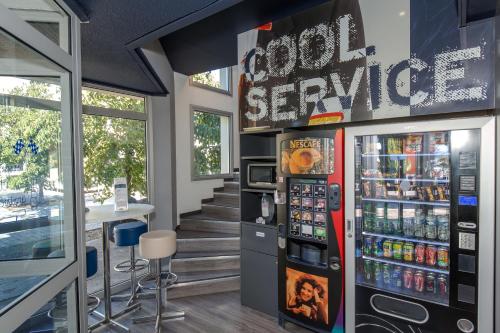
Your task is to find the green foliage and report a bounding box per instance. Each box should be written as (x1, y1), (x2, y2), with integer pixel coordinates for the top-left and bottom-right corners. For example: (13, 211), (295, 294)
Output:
(0, 82), (147, 204)
(193, 111), (222, 176)
(0, 82), (61, 202)
(82, 90), (146, 203)
(191, 71), (222, 89)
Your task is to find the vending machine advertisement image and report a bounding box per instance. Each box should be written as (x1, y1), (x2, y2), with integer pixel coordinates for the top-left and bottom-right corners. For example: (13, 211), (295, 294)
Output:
(277, 129), (344, 333)
(344, 118), (495, 333)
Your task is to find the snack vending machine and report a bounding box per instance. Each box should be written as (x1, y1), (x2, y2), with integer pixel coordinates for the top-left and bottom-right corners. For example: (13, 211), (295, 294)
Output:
(345, 118), (495, 333)
(277, 129), (344, 333)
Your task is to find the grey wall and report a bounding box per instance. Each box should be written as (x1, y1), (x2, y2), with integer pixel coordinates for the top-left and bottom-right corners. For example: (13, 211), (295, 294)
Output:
(141, 40), (177, 230)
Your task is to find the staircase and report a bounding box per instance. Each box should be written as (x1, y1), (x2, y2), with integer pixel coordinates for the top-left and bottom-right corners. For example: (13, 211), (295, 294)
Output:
(170, 173), (240, 299)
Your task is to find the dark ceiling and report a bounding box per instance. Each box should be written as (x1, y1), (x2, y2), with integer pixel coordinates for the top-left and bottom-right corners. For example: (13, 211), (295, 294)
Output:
(66, 0), (498, 96)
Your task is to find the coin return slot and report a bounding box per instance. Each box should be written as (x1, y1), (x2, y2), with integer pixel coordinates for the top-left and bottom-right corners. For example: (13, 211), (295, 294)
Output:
(370, 294), (429, 324)
(458, 284), (475, 304)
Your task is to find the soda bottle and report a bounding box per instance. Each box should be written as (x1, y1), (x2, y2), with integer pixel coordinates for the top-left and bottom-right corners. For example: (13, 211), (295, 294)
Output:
(437, 215), (449, 241)
(414, 209), (425, 238)
(386, 203), (400, 235)
(374, 203), (385, 233)
(363, 259), (373, 282)
(402, 204), (415, 237)
(374, 262), (383, 287)
(383, 264), (392, 287)
(391, 266), (403, 289)
(426, 211), (437, 240)
(362, 202), (374, 232)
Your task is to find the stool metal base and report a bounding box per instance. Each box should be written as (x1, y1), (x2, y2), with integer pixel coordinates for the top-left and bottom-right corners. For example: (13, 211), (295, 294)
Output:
(88, 303), (141, 332)
(133, 310), (185, 332)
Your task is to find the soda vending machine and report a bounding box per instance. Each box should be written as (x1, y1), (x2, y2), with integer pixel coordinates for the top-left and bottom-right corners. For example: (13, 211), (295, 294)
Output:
(345, 118), (495, 333)
(276, 129), (344, 333)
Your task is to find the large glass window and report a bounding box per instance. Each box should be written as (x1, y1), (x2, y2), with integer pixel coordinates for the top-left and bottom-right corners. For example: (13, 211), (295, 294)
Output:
(0, 30), (75, 313)
(190, 67), (232, 95)
(13, 280), (78, 332)
(82, 88), (147, 294)
(191, 107), (232, 180)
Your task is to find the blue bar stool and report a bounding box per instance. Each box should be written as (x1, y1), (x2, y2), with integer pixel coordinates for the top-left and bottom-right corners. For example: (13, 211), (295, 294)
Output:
(113, 221), (149, 306)
(86, 246), (101, 313)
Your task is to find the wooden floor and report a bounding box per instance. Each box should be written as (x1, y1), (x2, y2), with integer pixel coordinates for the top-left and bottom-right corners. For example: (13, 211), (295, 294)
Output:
(90, 291), (311, 333)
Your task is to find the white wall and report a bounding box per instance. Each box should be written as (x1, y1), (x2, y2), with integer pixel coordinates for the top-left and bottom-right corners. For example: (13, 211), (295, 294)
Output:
(141, 40), (177, 230)
(174, 66), (239, 219)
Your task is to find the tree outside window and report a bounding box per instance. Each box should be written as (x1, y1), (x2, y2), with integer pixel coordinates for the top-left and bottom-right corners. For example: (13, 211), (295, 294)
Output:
(191, 107), (232, 180)
(190, 67), (232, 95)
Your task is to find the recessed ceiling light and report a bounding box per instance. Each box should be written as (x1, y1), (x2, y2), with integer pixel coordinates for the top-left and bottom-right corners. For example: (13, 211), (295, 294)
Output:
(399, 11), (406, 16)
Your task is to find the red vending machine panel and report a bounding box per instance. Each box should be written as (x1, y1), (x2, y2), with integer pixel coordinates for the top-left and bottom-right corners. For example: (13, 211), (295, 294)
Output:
(277, 129), (344, 333)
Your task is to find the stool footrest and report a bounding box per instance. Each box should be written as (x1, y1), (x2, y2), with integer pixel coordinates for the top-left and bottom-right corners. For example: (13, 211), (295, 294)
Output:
(138, 272), (178, 290)
(114, 258), (149, 272)
(87, 295), (101, 313)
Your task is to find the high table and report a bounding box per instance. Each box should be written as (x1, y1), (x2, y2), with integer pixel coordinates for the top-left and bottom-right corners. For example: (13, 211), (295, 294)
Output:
(86, 203), (154, 332)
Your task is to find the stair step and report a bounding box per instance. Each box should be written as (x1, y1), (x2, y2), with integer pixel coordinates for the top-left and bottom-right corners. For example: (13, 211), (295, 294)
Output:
(223, 181), (239, 191)
(175, 269), (240, 283)
(201, 203), (239, 221)
(178, 218), (240, 234)
(168, 276), (240, 299)
(213, 192), (239, 207)
(173, 250), (240, 259)
(214, 187), (239, 195)
(172, 254), (240, 273)
(176, 236), (240, 252)
(176, 230), (236, 239)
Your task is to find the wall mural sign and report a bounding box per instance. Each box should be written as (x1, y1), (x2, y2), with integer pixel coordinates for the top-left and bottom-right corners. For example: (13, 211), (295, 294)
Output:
(238, 0), (495, 130)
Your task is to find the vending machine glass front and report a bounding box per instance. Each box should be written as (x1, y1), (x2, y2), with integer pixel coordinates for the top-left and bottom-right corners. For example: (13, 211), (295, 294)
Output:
(354, 132), (451, 305)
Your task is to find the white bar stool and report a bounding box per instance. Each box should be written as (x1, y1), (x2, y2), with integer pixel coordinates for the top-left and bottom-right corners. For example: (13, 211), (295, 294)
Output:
(133, 230), (185, 332)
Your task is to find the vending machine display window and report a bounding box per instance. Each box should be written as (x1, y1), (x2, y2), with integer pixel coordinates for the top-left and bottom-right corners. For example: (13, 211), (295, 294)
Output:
(288, 178), (328, 245)
(280, 137), (334, 175)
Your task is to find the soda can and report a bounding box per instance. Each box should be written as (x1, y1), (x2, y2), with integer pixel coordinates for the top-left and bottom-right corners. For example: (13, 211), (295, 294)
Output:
(392, 241), (404, 261)
(363, 259), (373, 282)
(383, 264), (392, 286)
(426, 245), (437, 267)
(363, 237), (373, 256)
(414, 270), (425, 292)
(374, 262), (383, 285)
(426, 273), (437, 294)
(438, 274), (448, 297)
(373, 237), (384, 257)
(391, 266), (403, 289)
(415, 243), (426, 265)
(437, 247), (449, 269)
(403, 268), (414, 290)
(403, 242), (415, 262)
(383, 239), (393, 258)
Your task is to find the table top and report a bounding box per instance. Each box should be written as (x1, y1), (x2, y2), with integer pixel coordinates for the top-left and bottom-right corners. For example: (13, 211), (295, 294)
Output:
(85, 203), (155, 224)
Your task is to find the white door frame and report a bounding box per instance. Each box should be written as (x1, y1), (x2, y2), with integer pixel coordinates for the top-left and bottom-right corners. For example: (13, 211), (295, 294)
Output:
(0, 0), (86, 331)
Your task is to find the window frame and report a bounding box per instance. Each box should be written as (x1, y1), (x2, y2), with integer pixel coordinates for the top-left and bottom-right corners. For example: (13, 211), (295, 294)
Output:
(189, 67), (232, 96)
(81, 85), (150, 202)
(190, 105), (233, 181)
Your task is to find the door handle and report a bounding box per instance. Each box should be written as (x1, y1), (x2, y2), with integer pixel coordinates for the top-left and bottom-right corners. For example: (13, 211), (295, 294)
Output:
(329, 256), (341, 271)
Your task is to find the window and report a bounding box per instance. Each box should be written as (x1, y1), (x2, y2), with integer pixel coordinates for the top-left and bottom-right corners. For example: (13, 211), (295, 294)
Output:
(0, 30), (75, 314)
(82, 87), (148, 294)
(0, 0), (70, 53)
(191, 106), (232, 180)
(190, 67), (232, 95)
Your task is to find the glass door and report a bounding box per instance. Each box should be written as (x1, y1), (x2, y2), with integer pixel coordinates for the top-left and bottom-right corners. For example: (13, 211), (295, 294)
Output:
(0, 1), (85, 332)
(354, 132), (451, 305)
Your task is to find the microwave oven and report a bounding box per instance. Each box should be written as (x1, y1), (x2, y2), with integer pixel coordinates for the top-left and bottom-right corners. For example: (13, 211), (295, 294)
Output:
(247, 163), (277, 189)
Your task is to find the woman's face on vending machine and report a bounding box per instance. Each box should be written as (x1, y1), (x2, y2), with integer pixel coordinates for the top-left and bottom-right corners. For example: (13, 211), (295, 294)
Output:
(300, 282), (314, 302)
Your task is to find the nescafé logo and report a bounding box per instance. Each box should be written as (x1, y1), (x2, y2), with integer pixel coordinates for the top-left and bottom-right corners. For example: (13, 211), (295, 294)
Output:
(289, 139), (321, 149)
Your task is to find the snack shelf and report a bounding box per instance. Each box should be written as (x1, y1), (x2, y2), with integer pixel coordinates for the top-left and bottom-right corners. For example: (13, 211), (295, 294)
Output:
(362, 232), (449, 247)
(362, 255), (449, 275)
(361, 197), (450, 207)
(362, 153), (450, 158)
(360, 177), (449, 183)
